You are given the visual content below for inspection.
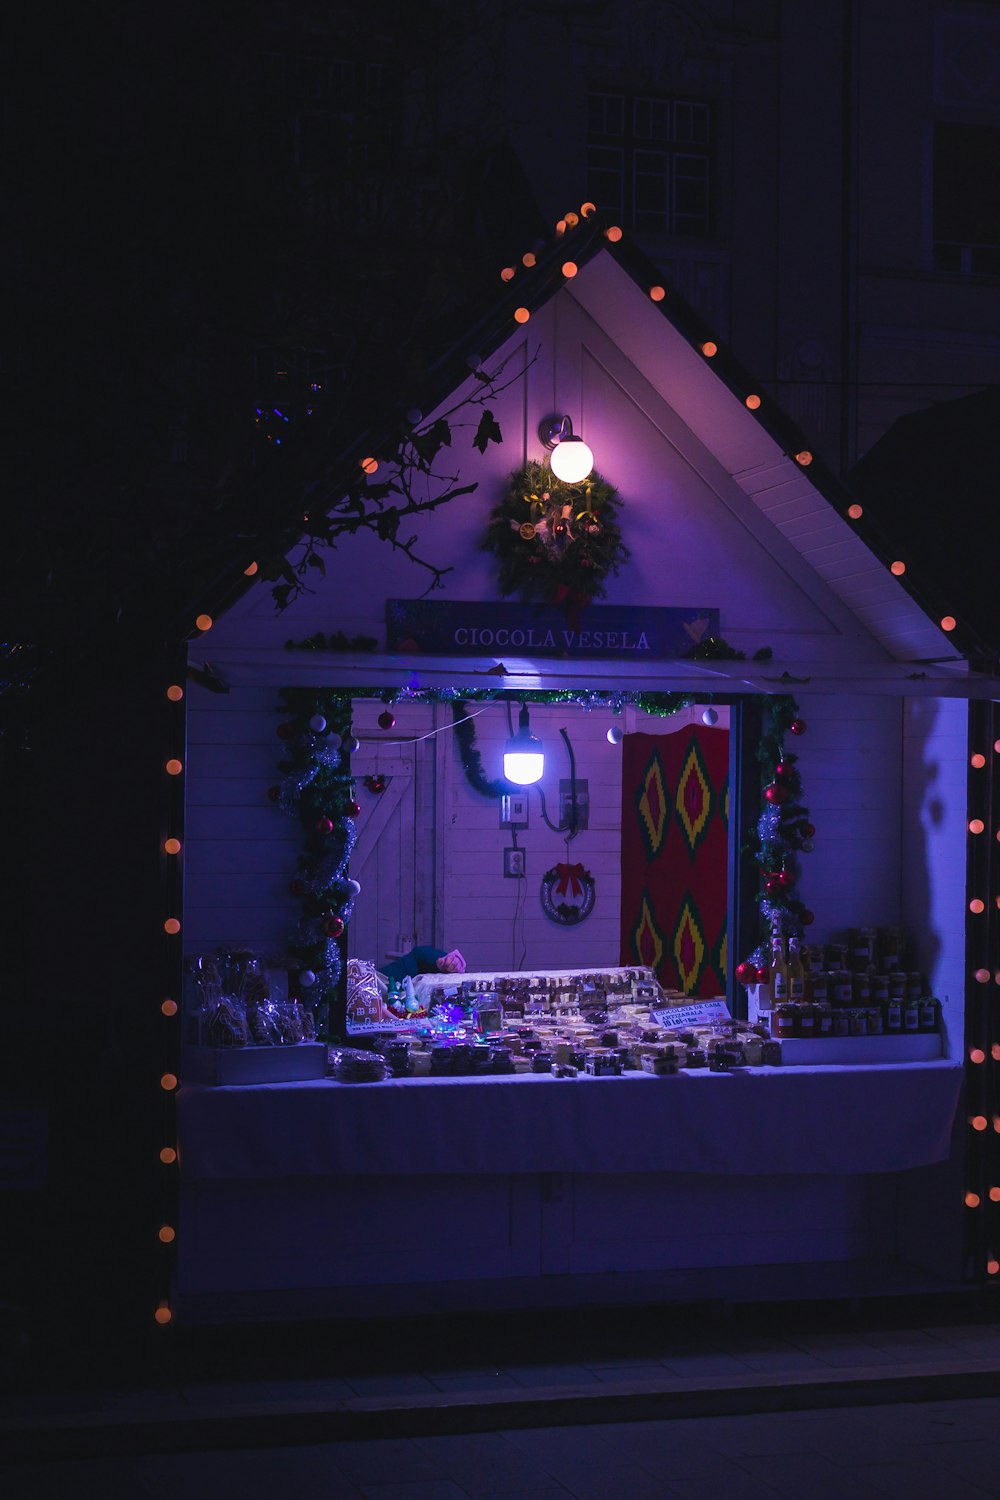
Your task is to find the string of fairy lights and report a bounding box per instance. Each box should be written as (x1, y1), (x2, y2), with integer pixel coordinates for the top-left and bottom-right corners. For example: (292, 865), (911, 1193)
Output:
(150, 204), (997, 1329)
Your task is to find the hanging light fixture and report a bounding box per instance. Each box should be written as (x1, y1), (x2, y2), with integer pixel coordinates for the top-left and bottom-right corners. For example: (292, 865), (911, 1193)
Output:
(504, 704), (545, 785)
(539, 414), (594, 483)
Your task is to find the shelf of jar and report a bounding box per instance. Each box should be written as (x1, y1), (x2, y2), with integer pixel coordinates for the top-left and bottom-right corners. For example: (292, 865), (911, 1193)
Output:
(771, 1033), (943, 1066)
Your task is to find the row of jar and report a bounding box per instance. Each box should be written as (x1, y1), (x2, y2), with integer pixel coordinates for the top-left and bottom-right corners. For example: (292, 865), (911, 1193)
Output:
(769, 996), (940, 1039)
(799, 970), (925, 1007)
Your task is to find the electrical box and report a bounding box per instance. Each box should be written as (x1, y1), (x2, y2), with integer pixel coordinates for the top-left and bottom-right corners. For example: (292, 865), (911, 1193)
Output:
(559, 778), (589, 831)
(500, 793), (529, 828)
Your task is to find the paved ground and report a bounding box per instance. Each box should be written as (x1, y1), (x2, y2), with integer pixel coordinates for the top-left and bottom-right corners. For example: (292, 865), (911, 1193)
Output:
(5, 1301), (1000, 1497)
(6, 1393), (1000, 1498)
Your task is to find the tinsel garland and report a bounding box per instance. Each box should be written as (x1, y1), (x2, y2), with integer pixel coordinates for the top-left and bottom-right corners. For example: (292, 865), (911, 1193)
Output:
(273, 688), (358, 1036)
(452, 703), (509, 799)
(482, 460), (629, 609)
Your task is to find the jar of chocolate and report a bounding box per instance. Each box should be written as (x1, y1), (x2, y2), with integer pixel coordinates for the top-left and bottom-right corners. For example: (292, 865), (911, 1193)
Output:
(797, 1003), (817, 1038)
(872, 974), (889, 1005)
(886, 997), (902, 1032)
(816, 1004), (834, 1038)
(919, 996), (939, 1033)
(811, 970), (829, 1006)
(852, 970), (871, 1006)
(833, 1009), (851, 1037)
(831, 970), (854, 1008)
(867, 1006), (884, 1036)
(850, 1009), (868, 1037)
(903, 999), (920, 1032)
(889, 971), (906, 1001)
(772, 1004), (797, 1038)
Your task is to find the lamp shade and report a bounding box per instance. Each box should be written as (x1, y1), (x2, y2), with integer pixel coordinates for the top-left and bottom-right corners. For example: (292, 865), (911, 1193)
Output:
(504, 705), (544, 785)
(549, 435), (594, 483)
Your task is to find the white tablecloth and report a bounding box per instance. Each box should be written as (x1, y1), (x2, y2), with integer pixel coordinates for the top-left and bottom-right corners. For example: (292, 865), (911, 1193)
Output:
(177, 1060), (963, 1181)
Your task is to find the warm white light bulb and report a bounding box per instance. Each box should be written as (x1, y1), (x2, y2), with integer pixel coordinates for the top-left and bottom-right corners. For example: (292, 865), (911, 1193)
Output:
(550, 436), (594, 483)
(504, 706), (544, 785)
(504, 748), (545, 784)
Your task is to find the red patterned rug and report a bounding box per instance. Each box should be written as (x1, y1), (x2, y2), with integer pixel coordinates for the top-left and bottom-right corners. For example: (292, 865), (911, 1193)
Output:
(619, 725), (729, 996)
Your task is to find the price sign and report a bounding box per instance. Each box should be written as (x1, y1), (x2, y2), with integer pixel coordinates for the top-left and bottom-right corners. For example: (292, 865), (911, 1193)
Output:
(652, 999), (731, 1028)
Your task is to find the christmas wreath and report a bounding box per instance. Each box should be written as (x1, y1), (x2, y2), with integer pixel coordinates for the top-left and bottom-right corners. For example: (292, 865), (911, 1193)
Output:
(482, 460), (629, 615)
(540, 863), (596, 925)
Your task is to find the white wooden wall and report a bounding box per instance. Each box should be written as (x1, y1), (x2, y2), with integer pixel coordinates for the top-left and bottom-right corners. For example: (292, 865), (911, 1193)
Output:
(183, 684), (301, 957)
(901, 695), (969, 1058)
(182, 687), (958, 1011)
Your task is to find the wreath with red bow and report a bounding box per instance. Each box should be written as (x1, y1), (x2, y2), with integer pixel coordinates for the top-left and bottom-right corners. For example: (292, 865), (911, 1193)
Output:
(482, 460), (628, 619)
(540, 863), (596, 924)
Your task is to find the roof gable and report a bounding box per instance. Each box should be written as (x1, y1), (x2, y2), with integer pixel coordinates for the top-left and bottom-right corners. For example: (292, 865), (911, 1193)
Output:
(202, 211), (985, 693)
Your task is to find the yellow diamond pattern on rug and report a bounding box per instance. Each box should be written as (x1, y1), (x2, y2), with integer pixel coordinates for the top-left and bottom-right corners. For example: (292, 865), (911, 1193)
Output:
(675, 738), (714, 858)
(672, 894), (707, 992)
(712, 924), (728, 986)
(631, 892), (665, 973)
(635, 746), (669, 860)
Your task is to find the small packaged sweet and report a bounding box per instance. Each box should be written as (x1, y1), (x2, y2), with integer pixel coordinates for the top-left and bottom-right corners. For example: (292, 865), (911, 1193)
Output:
(330, 1047), (387, 1083)
(639, 1051), (676, 1075)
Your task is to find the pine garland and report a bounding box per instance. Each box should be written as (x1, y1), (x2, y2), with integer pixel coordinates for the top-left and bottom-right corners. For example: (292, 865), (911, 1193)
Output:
(482, 460), (629, 607)
(272, 688), (358, 1037)
(741, 695), (815, 969)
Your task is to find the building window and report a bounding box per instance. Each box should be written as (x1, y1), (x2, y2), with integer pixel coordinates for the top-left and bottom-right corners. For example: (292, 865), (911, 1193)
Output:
(587, 91), (715, 237)
(933, 120), (1000, 275)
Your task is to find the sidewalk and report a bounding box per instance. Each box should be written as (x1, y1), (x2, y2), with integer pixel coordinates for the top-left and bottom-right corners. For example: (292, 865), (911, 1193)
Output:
(5, 1286), (1000, 1465)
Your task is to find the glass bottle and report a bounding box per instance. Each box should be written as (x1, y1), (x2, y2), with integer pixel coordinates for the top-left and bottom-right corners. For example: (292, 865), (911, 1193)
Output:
(770, 930), (789, 1007)
(787, 937), (805, 1003)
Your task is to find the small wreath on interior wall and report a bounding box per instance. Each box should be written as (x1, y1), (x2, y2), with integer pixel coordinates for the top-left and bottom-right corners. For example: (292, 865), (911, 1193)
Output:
(482, 460), (629, 615)
(540, 863), (597, 925)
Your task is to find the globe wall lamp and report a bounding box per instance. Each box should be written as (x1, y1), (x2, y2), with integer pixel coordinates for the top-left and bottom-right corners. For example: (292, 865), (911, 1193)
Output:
(539, 414), (594, 483)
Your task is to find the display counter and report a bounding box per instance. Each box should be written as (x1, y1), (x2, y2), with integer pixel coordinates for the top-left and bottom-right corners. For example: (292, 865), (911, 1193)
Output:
(174, 1060), (965, 1314)
(178, 1060), (963, 1181)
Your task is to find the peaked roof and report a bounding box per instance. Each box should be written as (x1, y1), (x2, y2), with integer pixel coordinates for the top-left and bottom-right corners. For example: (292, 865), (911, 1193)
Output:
(199, 207), (995, 685)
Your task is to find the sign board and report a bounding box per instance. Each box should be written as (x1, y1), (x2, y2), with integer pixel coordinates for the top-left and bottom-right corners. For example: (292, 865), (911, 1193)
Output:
(652, 998), (731, 1028)
(386, 600), (720, 660)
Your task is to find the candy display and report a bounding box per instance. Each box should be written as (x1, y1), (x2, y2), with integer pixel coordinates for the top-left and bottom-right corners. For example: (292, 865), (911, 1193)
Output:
(332, 964), (780, 1082)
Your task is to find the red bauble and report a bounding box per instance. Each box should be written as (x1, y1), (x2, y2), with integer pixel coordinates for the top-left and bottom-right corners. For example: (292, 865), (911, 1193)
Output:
(316, 816), (334, 835)
(756, 965), (770, 985)
(764, 876), (782, 895)
(776, 869), (796, 889)
(365, 774), (386, 794)
(774, 761), (790, 779)
(735, 960), (757, 986)
(277, 722), (296, 740)
(347, 799), (362, 818)
(804, 823), (816, 838)
(377, 710), (396, 730)
(323, 915), (345, 938)
(267, 785), (281, 803)
(802, 909), (815, 925)
(289, 879), (304, 896)
(764, 783), (788, 804)
(790, 719), (807, 735)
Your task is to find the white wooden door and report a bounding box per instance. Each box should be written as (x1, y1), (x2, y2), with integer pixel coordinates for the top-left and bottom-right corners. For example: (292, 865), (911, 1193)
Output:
(346, 730), (436, 970)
